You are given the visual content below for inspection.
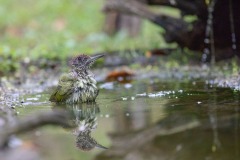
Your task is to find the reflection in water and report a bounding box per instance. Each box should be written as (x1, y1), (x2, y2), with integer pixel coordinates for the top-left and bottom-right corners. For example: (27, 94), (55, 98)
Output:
(76, 129), (108, 151)
(54, 103), (107, 151)
(207, 87), (221, 151)
(12, 81), (240, 159)
(96, 83), (240, 160)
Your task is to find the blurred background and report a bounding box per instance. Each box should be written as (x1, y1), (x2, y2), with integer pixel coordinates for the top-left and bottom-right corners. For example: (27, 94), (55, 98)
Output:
(0, 0), (169, 75)
(0, 0), (240, 160)
(1, 0), (239, 75)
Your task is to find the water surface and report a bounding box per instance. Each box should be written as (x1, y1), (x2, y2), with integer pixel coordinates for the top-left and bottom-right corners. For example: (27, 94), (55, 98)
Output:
(16, 80), (240, 160)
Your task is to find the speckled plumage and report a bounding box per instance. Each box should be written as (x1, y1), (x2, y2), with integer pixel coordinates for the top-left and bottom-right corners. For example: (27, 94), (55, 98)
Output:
(76, 129), (107, 151)
(76, 130), (97, 151)
(49, 54), (103, 104)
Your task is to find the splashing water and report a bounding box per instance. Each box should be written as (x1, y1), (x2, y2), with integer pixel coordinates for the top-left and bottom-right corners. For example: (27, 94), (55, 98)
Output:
(202, 0), (238, 63)
(229, 0), (237, 51)
(202, 0), (217, 64)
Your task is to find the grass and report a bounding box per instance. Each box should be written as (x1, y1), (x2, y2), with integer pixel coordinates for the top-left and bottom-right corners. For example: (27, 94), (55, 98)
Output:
(0, 0), (105, 59)
(0, 0), (176, 75)
(1, 0), (238, 77)
(0, 0), (170, 71)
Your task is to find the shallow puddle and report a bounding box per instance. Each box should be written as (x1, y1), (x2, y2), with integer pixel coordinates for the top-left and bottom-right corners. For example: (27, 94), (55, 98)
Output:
(15, 80), (240, 160)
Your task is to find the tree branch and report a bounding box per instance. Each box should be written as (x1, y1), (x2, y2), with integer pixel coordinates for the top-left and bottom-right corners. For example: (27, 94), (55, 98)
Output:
(147, 0), (207, 18)
(103, 0), (190, 46)
(0, 110), (72, 147)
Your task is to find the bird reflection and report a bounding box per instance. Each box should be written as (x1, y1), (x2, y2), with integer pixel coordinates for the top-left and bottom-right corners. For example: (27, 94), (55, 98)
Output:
(58, 103), (108, 151)
(76, 129), (108, 151)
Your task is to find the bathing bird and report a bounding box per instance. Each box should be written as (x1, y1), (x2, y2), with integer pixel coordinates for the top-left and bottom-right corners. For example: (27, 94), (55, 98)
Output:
(49, 54), (104, 104)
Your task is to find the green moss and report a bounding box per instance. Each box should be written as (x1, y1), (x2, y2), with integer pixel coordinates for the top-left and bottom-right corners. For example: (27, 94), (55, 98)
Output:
(0, 0), (183, 74)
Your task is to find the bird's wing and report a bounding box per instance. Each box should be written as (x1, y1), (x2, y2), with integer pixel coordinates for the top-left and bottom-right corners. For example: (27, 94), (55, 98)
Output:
(49, 73), (77, 103)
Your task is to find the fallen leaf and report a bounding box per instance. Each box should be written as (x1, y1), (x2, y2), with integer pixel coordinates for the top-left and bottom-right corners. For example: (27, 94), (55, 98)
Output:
(106, 67), (134, 83)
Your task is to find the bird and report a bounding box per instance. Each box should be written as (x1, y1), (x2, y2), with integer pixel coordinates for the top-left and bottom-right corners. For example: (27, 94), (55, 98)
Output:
(71, 104), (107, 151)
(49, 54), (104, 104)
(76, 129), (108, 151)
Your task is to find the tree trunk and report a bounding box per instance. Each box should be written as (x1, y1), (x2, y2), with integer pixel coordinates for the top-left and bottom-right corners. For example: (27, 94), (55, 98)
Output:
(103, 0), (240, 61)
(103, 0), (146, 37)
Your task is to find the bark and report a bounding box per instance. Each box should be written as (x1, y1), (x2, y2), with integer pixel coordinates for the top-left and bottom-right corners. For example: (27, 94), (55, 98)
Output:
(103, 0), (192, 48)
(103, 0), (146, 37)
(147, 0), (207, 18)
(103, 0), (240, 61)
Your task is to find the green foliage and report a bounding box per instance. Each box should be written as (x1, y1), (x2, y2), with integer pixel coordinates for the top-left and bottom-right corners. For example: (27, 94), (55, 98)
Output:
(0, 55), (19, 74)
(0, 0), (104, 59)
(0, 0), (180, 74)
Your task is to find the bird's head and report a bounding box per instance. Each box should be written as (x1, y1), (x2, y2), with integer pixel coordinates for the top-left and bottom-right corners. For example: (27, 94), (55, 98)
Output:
(70, 54), (104, 72)
(76, 130), (108, 151)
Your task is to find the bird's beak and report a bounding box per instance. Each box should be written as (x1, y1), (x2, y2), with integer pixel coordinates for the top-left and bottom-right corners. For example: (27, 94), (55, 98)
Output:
(90, 54), (104, 61)
(95, 143), (108, 150)
(86, 54), (104, 65)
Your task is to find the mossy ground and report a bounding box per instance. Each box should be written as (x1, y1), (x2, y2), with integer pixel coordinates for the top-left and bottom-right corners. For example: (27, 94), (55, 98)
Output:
(0, 0), (239, 88)
(0, 0), (174, 75)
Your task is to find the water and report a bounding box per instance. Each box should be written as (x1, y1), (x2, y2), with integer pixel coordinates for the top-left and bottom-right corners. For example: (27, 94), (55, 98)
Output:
(229, 0), (237, 51)
(13, 80), (240, 160)
(202, 0), (238, 63)
(202, 0), (217, 64)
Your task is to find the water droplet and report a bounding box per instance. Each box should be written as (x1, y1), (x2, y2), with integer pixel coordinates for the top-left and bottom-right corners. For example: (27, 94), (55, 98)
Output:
(229, 0), (237, 51)
(148, 94), (157, 98)
(26, 97), (39, 101)
(105, 114), (110, 118)
(204, 38), (210, 44)
(121, 97), (128, 101)
(136, 92), (147, 97)
(178, 90), (183, 93)
(197, 101), (202, 104)
(202, 0), (217, 63)
(124, 83), (132, 89)
(176, 144), (182, 152)
(99, 82), (114, 90)
(232, 44), (237, 50)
